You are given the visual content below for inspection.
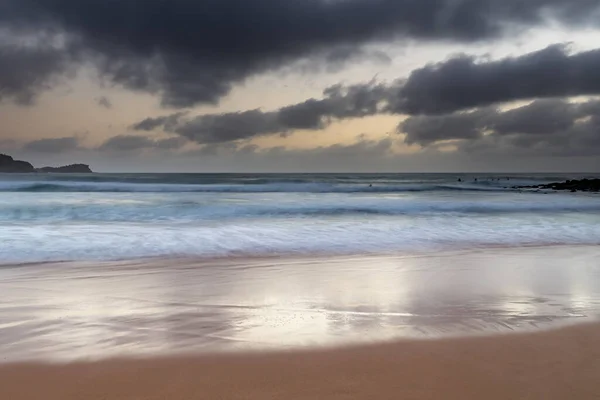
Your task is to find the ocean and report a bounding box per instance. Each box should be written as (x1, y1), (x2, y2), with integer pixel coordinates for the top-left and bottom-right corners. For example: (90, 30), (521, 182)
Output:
(1, 172), (599, 264)
(2, 172), (600, 361)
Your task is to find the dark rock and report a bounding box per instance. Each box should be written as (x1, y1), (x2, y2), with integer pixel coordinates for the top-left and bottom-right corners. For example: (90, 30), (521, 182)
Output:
(0, 154), (35, 173)
(37, 164), (93, 173)
(516, 178), (600, 192)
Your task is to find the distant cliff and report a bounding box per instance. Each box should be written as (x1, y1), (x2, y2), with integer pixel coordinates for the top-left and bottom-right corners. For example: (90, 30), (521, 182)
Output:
(0, 154), (93, 173)
(37, 164), (93, 173)
(0, 154), (35, 172)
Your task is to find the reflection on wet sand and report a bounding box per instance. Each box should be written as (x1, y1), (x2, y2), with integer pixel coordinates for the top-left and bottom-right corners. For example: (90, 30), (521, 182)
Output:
(1, 245), (599, 362)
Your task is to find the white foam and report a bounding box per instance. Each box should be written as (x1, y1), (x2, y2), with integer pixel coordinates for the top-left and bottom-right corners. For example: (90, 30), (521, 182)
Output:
(1, 214), (599, 263)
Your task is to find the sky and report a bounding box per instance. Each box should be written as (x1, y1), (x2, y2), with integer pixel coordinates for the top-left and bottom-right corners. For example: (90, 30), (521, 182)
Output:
(2, 0), (600, 172)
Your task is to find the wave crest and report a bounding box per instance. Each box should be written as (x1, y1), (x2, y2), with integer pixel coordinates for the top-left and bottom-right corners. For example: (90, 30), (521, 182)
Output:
(0, 181), (513, 193)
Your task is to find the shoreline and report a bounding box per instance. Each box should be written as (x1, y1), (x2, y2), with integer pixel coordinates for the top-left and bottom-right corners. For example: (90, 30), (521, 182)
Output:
(1, 245), (599, 363)
(2, 322), (599, 399)
(2, 242), (598, 269)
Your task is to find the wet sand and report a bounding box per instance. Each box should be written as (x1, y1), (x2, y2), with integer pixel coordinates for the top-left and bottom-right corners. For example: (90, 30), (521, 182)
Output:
(1, 245), (600, 362)
(1, 322), (600, 400)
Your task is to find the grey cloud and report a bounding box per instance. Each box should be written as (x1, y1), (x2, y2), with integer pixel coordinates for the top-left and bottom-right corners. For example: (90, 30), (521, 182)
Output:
(487, 99), (578, 135)
(130, 43), (600, 145)
(400, 99), (587, 145)
(193, 142), (240, 157)
(400, 98), (600, 156)
(181, 137), (397, 172)
(393, 45), (600, 114)
(459, 124), (600, 158)
(237, 144), (261, 154)
(131, 112), (187, 131)
(175, 110), (282, 144)
(307, 137), (394, 159)
(401, 109), (491, 145)
(323, 47), (391, 68)
(258, 138), (395, 164)
(275, 82), (388, 130)
(98, 135), (155, 151)
(155, 137), (187, 150)
(292, 46), (392, 75)
(276, 100), (329, 130)
(98, 134), (187, 152)
(95, 96), (111, 109)
(273, 44), (600, 120)
(4, 0), (600, 107)
(23, 136), (80, 153)
(132, 81), (390, 143)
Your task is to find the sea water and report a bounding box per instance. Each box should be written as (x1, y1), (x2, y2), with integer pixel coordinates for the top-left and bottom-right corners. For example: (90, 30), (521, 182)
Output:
(1, 173), (599, 264)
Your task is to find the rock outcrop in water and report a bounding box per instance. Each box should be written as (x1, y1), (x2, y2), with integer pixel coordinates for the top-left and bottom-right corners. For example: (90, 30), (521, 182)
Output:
(516, 179), (600, 192)
(0, 153), (93, 173)
(0, 154), (35, 172)
(37, 164), (93, 173)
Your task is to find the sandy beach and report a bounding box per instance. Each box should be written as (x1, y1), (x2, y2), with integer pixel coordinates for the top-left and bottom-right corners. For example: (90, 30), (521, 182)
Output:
(1, 246), (600, 362)
(1, 246), (599, 398)
(1, 322), (599, 399)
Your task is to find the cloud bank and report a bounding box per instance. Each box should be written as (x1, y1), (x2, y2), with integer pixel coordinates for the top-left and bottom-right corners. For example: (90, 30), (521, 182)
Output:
(128, 45), (600, 148)
(2, 0), (600, 106)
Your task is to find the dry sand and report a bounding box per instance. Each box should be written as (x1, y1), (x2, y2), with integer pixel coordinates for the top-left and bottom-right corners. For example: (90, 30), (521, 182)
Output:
(1, 322), (599, 400)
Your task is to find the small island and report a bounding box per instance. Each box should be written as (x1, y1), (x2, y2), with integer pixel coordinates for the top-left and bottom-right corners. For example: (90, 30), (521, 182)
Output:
(37, 164), (93, 173)
(0, 154), (93, 173)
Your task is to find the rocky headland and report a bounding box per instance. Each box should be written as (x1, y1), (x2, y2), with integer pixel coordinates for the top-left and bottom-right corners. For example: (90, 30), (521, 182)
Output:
(516, 178), (600, 192)
(0, 154), (93, 173)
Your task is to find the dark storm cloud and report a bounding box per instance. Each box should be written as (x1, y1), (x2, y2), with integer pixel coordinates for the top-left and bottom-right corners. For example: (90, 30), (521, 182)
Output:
(4, 0), (600, 107)
(23, 136), (80, 153)
(399, 98), (600, 155)
(0, 43), (76, 105)
(95, 96), (111, 109)
(391, 44), (600, 114)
